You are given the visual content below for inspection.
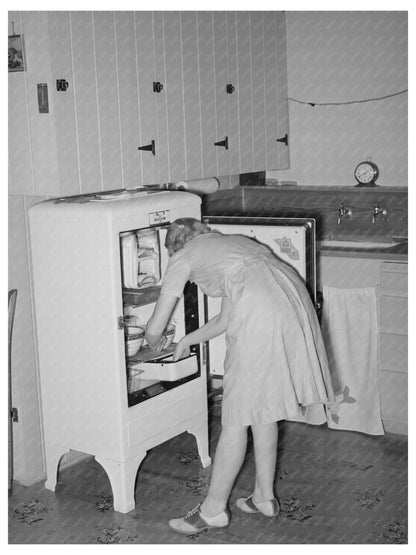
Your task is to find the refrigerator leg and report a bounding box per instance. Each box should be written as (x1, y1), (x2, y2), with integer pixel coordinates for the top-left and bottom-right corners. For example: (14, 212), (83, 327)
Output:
(187, 416), (212, 468)
(44, 443), (70, 491)
(95, 452), (146, 513)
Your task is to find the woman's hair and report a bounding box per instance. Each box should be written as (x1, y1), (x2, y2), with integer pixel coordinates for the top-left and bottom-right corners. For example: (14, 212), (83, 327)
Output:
(165, 218), (211, 254)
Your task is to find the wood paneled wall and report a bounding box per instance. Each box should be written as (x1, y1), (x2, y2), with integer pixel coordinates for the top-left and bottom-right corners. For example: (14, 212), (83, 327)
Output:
(10, 11), (288, 197)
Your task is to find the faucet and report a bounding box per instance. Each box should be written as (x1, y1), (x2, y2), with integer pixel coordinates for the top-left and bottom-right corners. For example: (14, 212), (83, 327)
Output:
(337, 203), (353, 224)
(372, 203), (388, 223)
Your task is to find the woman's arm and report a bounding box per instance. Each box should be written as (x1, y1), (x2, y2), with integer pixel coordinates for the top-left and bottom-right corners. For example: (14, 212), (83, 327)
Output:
(173, 297), (232, 360)
(146, 293), (178, 349)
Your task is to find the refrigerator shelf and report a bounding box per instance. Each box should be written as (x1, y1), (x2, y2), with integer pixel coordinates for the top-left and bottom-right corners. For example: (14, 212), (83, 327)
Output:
(138, 354), (198, 382)
(127, 343), (176, 363)
(123, 285), (161, 306)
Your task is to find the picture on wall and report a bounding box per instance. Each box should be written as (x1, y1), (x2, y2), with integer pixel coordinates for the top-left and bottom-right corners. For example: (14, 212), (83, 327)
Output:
(8, 34), (25, 72)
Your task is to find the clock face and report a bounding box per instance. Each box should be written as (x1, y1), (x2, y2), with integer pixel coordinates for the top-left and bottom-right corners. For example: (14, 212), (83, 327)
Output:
(354, 162), (378, 184)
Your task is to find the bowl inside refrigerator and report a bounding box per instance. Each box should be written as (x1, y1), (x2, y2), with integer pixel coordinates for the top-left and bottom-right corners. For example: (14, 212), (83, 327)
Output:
(164, 324), (176, 349)
(125, 326), (145, 356)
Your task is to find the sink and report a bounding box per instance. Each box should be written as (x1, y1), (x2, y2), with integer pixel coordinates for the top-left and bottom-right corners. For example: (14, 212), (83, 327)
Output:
(319, 240), (401, 249)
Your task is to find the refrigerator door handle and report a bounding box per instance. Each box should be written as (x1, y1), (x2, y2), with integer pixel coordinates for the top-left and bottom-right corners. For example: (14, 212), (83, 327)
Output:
(202, 342), (208, 366)
(315, 291), (324, 323)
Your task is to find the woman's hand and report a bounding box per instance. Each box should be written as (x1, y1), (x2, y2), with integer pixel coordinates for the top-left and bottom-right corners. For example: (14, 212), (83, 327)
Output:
(173, 338), (190, 361)
(151, 335), (167, 354)
(145, 292), (178, 349)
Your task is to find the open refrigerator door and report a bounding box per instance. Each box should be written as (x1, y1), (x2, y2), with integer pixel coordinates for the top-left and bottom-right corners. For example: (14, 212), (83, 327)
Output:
(202, 216), (316, 378)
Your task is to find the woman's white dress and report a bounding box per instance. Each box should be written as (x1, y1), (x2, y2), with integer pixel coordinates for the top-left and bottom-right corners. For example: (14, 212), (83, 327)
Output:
(161, 232), (334, 426)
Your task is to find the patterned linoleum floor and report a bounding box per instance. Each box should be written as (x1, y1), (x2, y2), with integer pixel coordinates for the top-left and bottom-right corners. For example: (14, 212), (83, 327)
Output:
(8, 406), (407, 544)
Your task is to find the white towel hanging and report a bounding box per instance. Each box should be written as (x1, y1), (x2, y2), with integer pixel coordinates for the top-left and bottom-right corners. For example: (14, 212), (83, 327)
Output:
(321, 286), (384, 435)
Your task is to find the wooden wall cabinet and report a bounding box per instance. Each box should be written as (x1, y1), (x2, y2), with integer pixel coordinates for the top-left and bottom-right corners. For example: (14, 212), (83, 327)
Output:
(48, 11), (289, 195)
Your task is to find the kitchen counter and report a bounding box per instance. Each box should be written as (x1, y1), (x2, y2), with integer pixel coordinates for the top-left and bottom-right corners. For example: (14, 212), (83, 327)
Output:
(318, 241), (408, 261)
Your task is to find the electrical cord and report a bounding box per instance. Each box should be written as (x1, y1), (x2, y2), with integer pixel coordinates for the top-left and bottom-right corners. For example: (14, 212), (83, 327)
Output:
(288, 89), (407, 107)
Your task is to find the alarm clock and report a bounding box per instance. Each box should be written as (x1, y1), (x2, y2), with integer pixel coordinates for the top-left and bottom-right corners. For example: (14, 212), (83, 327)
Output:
(354, 159), (379, 186)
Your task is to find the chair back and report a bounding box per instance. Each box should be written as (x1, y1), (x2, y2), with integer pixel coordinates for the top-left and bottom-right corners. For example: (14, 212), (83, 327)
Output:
(9, 289), (17, 351)
(8, 289), (17, 494)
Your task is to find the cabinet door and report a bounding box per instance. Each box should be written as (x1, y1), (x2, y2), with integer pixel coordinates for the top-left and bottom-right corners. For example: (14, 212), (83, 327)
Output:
(275, 12), (290, 169)
(226, 12), (289, 175)
(251, 11), (267, 172)
(135, 12), (159, 185)
(225, 12), (240, 175)
(49, 12), (79, 196)
(93, 12), (123, 190)
(235, 12), (253, 174)
(265, 12), (289, 169)
(181, 12), (204, 180)
(198, 12), (218, 178)
(152, 12), (170, 184)
(159, 12), (186, 183)
(115, 12), (144, 189)
(213, 12), (230, 178)
(70, 12), (103, 193)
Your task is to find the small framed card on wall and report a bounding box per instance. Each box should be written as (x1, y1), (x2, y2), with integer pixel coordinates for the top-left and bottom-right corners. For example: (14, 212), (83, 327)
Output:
(8, 34), (26, 72)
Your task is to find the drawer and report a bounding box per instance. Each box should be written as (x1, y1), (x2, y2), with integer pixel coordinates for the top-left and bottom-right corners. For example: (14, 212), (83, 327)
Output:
(380, 333), (408, 372)
(380, 296), (408, 334)
(137, 353), (198, 382)
(380, 370), (408, 423)
(380, 271), (408, 296)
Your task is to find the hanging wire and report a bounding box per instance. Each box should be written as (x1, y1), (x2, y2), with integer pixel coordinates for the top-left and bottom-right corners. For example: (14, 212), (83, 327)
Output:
(288, 89), (408, 107)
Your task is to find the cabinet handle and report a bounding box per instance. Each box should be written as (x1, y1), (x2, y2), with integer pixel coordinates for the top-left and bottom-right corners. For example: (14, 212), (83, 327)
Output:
(138, 140), (156, 156)
(276, 133), (288, 146)
(214, 136), (229, 150)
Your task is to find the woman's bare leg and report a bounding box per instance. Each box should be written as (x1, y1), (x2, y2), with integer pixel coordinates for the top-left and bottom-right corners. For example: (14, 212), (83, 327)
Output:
(200, 424), (248, 516)
(251, 421), (278, 502)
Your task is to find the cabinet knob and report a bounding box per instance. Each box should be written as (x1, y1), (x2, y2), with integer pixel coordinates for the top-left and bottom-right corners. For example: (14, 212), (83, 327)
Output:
(56, 79), (69, 92)
(214, 136), (229, 150)
(153, 81), (163, 93)
(138, 140), (156, 156)
(226, 84), (235, 94)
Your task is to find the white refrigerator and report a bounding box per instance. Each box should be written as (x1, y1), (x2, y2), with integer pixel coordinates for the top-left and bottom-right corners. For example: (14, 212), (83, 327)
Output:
(29, 189), (212, 514)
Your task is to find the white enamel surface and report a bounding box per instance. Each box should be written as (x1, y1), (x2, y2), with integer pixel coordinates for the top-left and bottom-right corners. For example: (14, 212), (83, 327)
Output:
(29, 191), (208, 464)
(320, 240), (400, 249)
(207, 223), (310, 377)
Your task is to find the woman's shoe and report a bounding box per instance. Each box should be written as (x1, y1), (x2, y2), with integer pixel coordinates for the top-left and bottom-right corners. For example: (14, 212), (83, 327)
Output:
(235, 495), (280, 518)
(168, 503), (230, 535)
